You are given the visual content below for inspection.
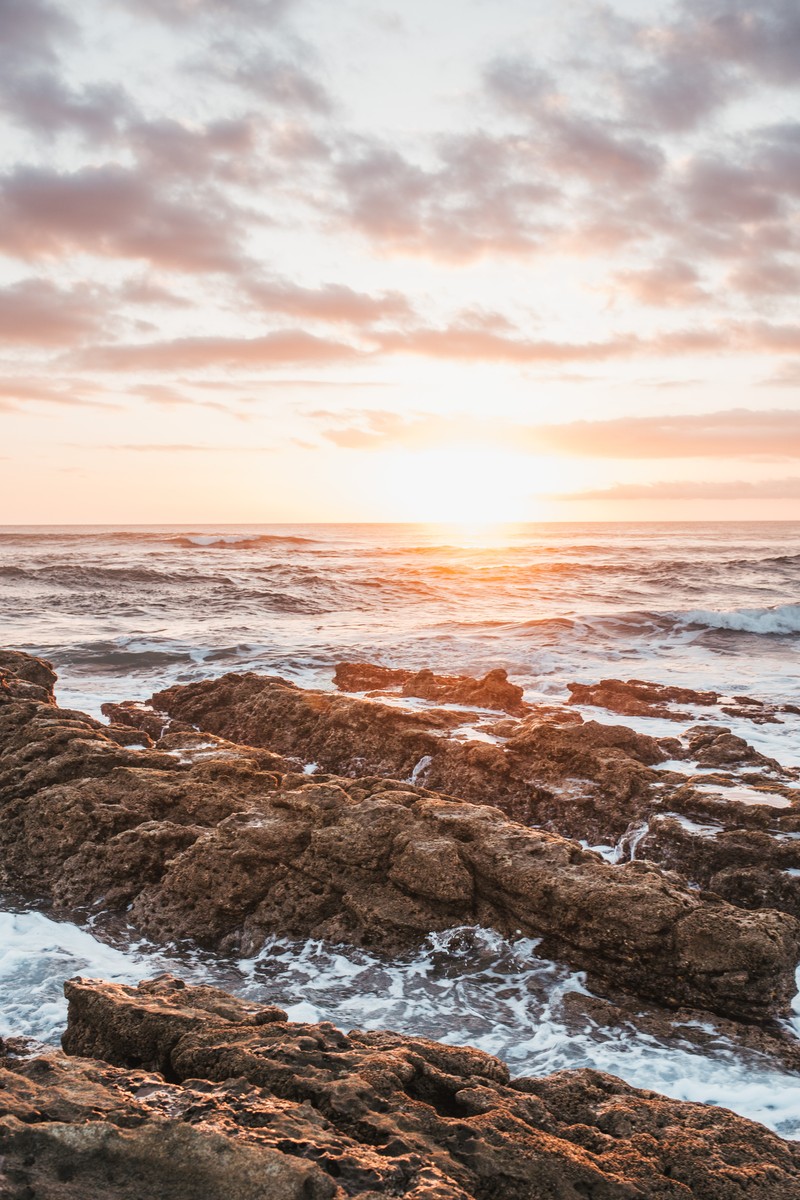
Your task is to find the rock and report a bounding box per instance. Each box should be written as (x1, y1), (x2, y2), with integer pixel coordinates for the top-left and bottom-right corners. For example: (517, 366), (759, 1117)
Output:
(569, 678), (797, 728)
(100, 700), (193, 740)
(687, 725), (783, 771)
(400, 666), (527, 714)
(1, 653), (799, 1021)
(334, 661), (528, 714)
(146, 672), (671, 843)
(636, 813), (800, 922)
(0, 648), (57, 705)
(568, 678), (718, 720)
(334, 661), (414, 691)
(9, 975), (783, 1200)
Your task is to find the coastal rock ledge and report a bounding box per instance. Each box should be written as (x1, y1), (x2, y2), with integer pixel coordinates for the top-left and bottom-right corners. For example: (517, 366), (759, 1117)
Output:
(2, 650), (800, 1023)
(0, 974), (798, 1199)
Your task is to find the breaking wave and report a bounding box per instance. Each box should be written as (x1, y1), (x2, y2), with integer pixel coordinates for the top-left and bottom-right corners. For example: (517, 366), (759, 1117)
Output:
(681, 603), (800, 637)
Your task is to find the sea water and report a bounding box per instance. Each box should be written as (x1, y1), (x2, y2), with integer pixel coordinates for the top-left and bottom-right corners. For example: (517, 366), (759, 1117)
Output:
(2, 522), (800, 1134)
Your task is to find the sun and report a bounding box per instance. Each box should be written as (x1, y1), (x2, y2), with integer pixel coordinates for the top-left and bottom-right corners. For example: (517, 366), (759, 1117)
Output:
(380, 446), (565, 524)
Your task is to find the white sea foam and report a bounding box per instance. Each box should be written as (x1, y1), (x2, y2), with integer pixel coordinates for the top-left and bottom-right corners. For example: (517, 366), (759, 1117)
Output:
(682, 603), (800, 637)
(4, 909), (800, 1138)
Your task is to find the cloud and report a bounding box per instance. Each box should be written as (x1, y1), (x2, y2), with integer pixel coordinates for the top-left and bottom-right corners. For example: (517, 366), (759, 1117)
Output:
(333, 136), (557, 261)
(690, 0), (800, 87)
(533, 408), (800, 459)
(609, 0), (800, 133)
(80, 329), (361, 370)
(0, 165), (247, 272)
(2, 74), (132, 140)
(84, 441), (276, 452)
(244, 278), (413, 323)
(0, 377), (115, 410)
(312, 407), (800, 460)
(618, 54), (736, 133)
(372, 322), (800, 363)
(0, 278), (110, 344)
(118, 0), (297, 25)
(482, 54), (554, 112)
(224, 47), (332, 113)
(0, 0), (132, 140)
(373, 327), (639, 362)
(129, 117), (262, 184)
(0, 0), (74, 66)
(728, 257), (800, 296)
(683, 157), (780, 224)
(557, 477), (800, 500)
(761, 360), (800, 387)
(543, 113), (664, 187)
(612, 261), (710, 307)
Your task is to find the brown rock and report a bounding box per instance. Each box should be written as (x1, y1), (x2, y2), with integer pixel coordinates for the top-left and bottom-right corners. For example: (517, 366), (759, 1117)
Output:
(28, 974), (793, 1200)
(568, 677), (718, 720)
(0, 648), (57, 705)
(334, 660), (528, 714)
(148, 671), (668, 842)
(687, 725), (783, 771)
(3, 652), (799, 1022)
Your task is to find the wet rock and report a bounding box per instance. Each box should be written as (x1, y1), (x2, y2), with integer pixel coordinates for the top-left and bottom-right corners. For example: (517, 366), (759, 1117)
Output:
(1, 654), (799, 1021)
(638, 813), (800, 922)
(334, 661), (414, 691)
(334, 661), (528, 714)
(104, 724), (155, 748)
(0, 648), (57, 705)
(147, 672), (670, 843)
(568, 677), (719, 720)
(686, 725), (783, 772)
(101, 700), (192, 740)
(33, 975), (794, 1200)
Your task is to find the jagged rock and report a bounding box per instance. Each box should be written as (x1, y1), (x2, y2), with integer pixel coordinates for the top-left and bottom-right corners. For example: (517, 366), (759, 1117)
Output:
(686, 725), (783, 771)
(568, 678), (719, 720)
(334, 661), (414, 691)
(7, 974), (782, 1200)
(145, 672), (674, 843)
(334, 661), (528, 714)
(101, 700), (193, 740)
(637, 813), (800, 921)
(0, 649), (57, 705)
(1, 653), (799, 1021)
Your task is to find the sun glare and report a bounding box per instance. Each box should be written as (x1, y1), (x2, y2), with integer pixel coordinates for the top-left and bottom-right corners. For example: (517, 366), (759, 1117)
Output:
(382, 447), (570, 523)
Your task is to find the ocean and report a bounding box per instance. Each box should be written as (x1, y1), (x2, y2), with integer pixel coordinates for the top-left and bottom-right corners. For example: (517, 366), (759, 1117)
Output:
(2, 521), (800, 1135)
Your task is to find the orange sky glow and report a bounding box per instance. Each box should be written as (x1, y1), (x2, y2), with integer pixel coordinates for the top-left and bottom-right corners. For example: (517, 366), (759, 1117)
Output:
(1, 0), (799, 523)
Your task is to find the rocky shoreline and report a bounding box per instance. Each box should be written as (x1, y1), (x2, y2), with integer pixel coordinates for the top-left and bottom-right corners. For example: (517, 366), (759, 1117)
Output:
(3, 648), (800, 1195)
(2, 974), (799, 1199)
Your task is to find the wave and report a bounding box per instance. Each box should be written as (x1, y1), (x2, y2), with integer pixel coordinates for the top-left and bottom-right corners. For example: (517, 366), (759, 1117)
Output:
(0, 530), (317, 548)
(167, 534), (315, 549)
(681, 603), (800, 636)
(0, 565), (234, 587)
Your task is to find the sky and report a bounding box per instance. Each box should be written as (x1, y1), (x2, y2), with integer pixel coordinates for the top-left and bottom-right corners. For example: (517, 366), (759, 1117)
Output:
(1, 0), (799, 523)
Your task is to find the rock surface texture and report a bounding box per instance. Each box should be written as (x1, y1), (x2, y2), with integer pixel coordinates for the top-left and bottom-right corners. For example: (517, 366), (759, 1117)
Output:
(334, 661), (528, 713)
(147, 668), (800, 922)
(2, 974), (798, 1200)
(1, 652), (800, 1023)
(147, 670), (674, 842)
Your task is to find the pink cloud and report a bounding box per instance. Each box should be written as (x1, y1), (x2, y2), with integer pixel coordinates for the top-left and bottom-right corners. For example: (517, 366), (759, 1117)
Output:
(244, 279), (413, 323)
(0, 278), (109, 343)
(557, 478), (800, 500)
(0, 165), (247, 272)
(80, 329), (361, 370)
(312, 407), (800, 460)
